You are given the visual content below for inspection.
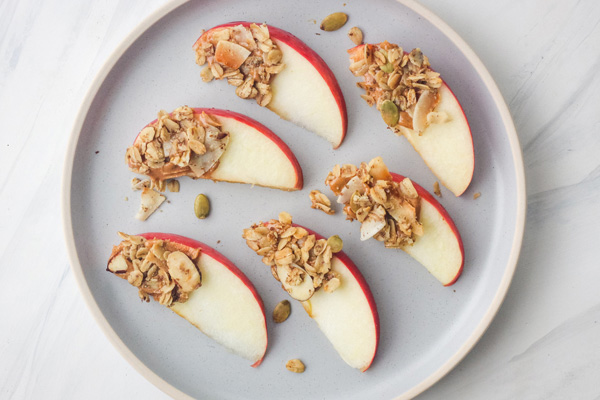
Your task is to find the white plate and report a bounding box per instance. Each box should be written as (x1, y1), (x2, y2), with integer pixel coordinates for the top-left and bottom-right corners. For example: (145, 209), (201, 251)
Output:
(62, 0), (525, 398)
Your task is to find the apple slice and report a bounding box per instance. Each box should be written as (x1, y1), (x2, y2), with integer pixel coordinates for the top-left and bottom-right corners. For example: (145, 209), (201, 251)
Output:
(243, 215), (379, 371)
(348, 43), (474, 196)
(107, 232), (268, 366)
(195, 22), (347, 148)
(390, 174), (464, 286)
(128, 107), (302, 191)
(300, 227), (379, 372)
(326, 158), (464, 286)
(395, 84), (474, 197)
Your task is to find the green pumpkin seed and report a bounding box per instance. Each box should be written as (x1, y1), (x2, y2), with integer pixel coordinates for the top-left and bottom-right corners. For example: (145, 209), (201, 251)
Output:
(194, 194), (210, 219)
(327, 235), (344, 253)
(320, 12), (348, 32)
(380, 62), (394, 73)
(380, 100), (399, 127)
(273, 300), (291, 323)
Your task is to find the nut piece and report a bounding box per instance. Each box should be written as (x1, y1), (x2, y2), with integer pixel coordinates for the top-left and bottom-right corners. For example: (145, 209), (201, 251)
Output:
(320, 12), (348, 31)
(273, 300), (291, 323)
(167, 251), (201, 292)
(194, 194), (210, 219)
(310, 190), (335, 215)
(348, 26), (363, 45)
(286, 359), (305, 373)
(327, 235), (343, 253)
(380, 100), (399, 127)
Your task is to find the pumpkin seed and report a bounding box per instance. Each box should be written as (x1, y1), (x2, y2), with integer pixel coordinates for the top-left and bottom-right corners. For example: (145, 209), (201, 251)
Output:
(194, 194), (210, 219)
(380, 100), (399, 127)
(380, 62), (394, 73)
(347, 26), (363, 45)
(273, 300), (291, 323)
(320, 12), (348, 32)
(327, 235), (343, 253)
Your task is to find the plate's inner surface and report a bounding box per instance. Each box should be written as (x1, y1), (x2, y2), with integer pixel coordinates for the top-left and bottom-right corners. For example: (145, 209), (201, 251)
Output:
(70, 0), (518, 398)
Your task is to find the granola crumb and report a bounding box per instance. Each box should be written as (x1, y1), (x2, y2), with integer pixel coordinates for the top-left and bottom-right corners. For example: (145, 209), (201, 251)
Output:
(433, 181), (442, 197)
(286, 359), (305, 373)
(125, 197), (128, 201)
(348, 27), (363, 45)
(473, 192), (481, 200)
(309, 190), (335, 215)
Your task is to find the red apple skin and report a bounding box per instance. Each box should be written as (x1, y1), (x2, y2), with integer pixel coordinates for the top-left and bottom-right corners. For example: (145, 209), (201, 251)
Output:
(134, 108), (303, 190)
(390, 174), (465, 286)
(197, 22), (348, 149)
(293, 224), (380, 372)
(139, 232), (268, 367)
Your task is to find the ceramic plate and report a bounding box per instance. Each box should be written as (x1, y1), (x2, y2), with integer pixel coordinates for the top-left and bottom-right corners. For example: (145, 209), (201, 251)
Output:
(62, 0), (525, 398)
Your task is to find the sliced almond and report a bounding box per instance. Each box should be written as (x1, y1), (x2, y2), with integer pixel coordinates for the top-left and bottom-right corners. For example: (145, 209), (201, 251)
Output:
(167, 251), (201, 292)
(412, 90), (437, 133)
(277, 264), (314, 301)
(108, 254), (128, 273)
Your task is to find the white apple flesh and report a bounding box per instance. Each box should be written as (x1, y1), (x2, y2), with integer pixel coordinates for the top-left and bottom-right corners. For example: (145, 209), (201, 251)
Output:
(301, 254), (379, 372)
(391, 174), (464, 286)
(396, 83), (474, 197)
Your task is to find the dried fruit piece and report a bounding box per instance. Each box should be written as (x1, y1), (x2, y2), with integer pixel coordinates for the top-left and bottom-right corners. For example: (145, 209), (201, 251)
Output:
(320, 12), (348, 31)
(273, 300), (291, 323)
(194, 194), (210, 219)
(286, 359), (305, 373)
(380, 100), (399, 127)
(347, 26), (363, 45)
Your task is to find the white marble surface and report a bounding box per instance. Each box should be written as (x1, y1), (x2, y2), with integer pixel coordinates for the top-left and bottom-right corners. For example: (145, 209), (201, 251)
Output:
(1, 0), (599, 398)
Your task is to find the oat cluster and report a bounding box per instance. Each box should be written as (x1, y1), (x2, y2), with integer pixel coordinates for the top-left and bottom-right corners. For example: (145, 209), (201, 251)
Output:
(243, 212), (341, 294)
(107, 233), (202, 306)
(326, 158), (423, 247)
(349, 43), (442, 129)
(195, 23), (285, 107)
(125, 106), (229, 185)
(309, 190), (335, 215)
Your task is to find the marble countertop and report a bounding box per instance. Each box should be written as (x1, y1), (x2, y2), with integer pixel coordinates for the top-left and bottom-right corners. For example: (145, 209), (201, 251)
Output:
(1, 0), (599, 398)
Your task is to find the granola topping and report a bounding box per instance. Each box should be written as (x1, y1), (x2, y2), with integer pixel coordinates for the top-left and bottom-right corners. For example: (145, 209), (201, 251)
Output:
(107, 232), (202, 306)
(309, 190), (335, 215)
(325, 157), (423, 247)
(243, 213), (342, 300)
(348, 42), (443, 133)
(194, 24), (285, 107)
(125, 106), (230, 187)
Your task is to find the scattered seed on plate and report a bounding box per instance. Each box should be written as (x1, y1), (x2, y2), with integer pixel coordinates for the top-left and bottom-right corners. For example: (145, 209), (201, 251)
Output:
(348, 26), (363, 45)
(194, 194), (210, 219)
(320, 12), (348, 31)
(273, 300), (291, 323)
